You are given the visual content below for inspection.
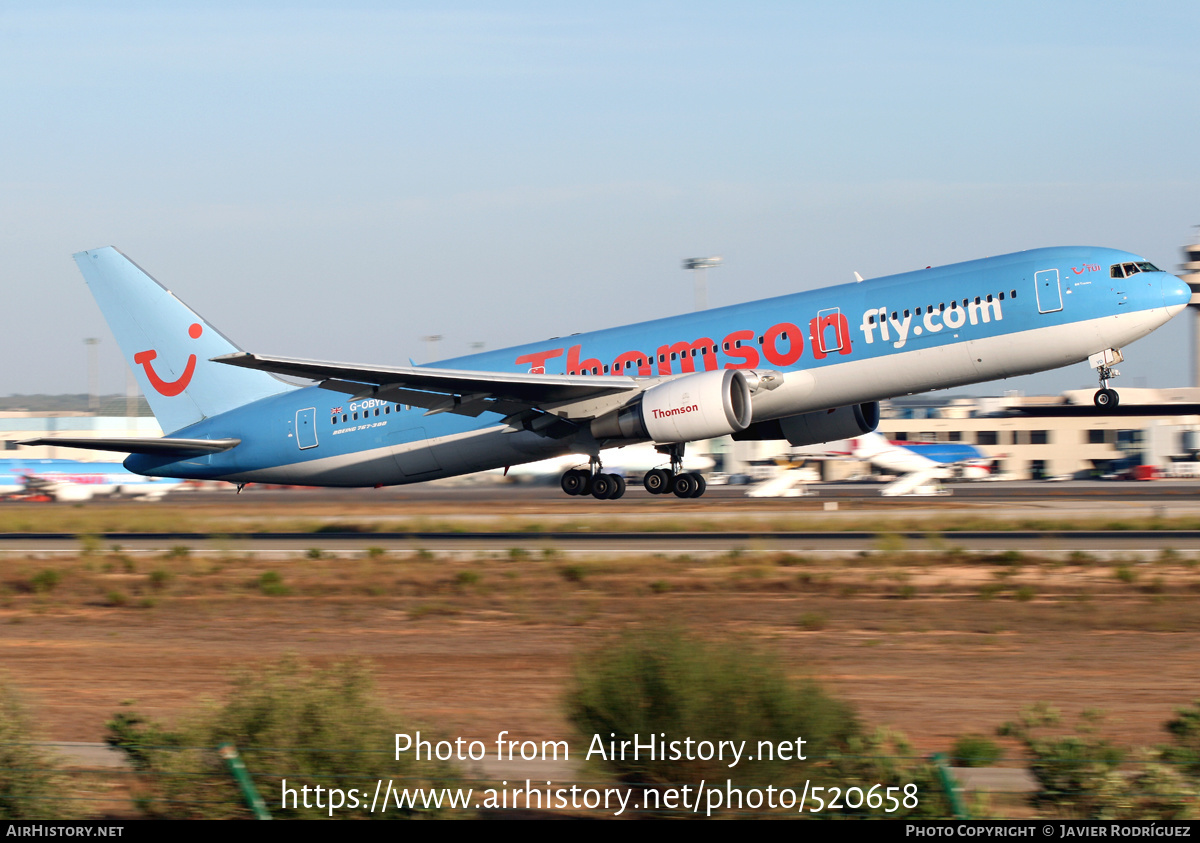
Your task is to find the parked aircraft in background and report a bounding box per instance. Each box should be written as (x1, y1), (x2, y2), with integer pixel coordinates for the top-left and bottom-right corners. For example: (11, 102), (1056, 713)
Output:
(848, 431), (992, 496)
(22, 246), (1190, 500)
(749, 432), (993, 498)
(849, 432), (993, 479)
(0, 459), (183, 501)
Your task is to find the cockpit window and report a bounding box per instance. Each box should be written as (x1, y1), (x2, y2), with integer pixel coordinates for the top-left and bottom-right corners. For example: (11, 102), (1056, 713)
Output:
(1110, 261), (1161, 279)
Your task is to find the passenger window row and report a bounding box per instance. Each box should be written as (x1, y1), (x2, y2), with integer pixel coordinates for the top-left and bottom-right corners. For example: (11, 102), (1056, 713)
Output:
(331, 404), (411, 425)
(863, 290), (1017, 325)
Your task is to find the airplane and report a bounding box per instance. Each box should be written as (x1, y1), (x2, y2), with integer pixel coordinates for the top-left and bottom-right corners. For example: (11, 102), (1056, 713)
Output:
(0, 458), (184, 502)
(745, 432), (992, 498)
(21, 246), (1191, 501)
(847, 431), (992, 496)
(849, 431), (993, 479)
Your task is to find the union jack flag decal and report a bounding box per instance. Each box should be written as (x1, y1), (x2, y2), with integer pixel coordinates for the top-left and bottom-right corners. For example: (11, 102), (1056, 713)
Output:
(331, 406), (343, 414)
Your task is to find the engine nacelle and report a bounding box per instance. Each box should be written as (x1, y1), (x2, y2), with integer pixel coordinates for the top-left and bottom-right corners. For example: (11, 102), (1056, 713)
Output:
(732, 402), (880, 446)
(591, 369), (753, 443)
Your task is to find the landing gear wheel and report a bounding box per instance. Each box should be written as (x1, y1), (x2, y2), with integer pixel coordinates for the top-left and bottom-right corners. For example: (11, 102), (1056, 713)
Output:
(607, 474), (626, 500)
(672, 473), (697, 498)
(688, 473), (706, 498)
(590, 474), (614, 499)
(644, 468), (672, 495)
(1093, 388), (1119, 410)
(561, 469), (591, 496)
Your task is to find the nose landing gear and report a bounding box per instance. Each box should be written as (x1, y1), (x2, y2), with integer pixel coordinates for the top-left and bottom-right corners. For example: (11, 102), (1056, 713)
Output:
(1089, 348), (1123, 411)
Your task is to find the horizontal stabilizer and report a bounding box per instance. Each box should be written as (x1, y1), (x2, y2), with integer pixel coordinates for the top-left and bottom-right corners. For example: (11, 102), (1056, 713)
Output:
(19, 437), (241, 456)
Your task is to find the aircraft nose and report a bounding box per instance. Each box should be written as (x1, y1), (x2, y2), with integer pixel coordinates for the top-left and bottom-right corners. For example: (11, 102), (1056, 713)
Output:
(1163, 274), (1192, 312)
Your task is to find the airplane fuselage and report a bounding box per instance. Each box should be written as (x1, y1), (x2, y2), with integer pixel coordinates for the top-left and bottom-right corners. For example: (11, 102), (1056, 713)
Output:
(124, 246), (1190, 486)
(0, 459), (183, 499)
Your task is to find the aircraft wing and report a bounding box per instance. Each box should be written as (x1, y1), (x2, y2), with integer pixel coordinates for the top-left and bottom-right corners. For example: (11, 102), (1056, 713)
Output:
(18, 437), (242, 456)
(214, 352), (646, 423)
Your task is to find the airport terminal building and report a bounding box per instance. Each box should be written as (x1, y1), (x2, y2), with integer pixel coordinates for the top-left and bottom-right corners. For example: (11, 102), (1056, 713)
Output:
(1, 412), (161, 463)
(875, 389), (1200, 480)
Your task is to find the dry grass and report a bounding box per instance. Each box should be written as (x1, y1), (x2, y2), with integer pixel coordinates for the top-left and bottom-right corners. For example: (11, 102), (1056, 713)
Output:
(6, 496), (1200, 536)
(3, 546), (1199, 617)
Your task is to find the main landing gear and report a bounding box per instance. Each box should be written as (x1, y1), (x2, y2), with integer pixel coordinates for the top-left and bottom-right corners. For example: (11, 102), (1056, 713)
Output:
(1090, 348), (1123, 411)
(557, 444), (708, 499)
(560, 457), (626, 500)
(643, 444), (708, 499)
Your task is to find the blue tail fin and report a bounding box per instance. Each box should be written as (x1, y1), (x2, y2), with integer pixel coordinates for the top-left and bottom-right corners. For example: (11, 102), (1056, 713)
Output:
(76, 247), (292, 434)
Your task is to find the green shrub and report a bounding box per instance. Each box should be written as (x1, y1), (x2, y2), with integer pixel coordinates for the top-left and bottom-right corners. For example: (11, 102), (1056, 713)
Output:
(558, 564), (586, 583)
(258, 571), (289, 596)
(1000, 704), (1200, 820)
(951, 734), (1003, 767)
(454, 570), (480, 586)
(827, 728), (954, 818)
(0, 678), (70, 818)
(30, 569), (59, 593)
(106, 658), (462, 819)
(566, 626), (952, 817)
(1162, 700), (1200, 775)
(567, 625), (858, 789)
(797, 611), (827, 631)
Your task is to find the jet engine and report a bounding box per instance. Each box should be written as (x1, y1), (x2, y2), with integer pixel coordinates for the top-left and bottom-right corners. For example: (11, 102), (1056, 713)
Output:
(732, 401), (880, 446)
(591, 369), (753, 443)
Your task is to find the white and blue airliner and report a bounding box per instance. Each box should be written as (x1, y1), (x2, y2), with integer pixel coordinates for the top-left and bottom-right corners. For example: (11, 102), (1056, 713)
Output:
(24, 246), (1191, 500)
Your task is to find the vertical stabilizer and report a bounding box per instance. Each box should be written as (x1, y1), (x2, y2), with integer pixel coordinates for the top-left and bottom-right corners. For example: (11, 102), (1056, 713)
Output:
(76, 247), (292, 433)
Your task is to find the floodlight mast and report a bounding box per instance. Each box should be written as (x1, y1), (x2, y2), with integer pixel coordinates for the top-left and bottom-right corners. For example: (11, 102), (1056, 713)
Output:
(421, 334), (443, 364)
(682, 256), (722, 311)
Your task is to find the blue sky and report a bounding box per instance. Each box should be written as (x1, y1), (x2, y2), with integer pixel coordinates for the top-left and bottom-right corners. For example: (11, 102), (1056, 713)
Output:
(2, 1), (1197, 399)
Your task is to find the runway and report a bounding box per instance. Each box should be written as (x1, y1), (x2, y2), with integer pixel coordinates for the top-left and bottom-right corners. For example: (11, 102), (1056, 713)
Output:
(176, 477), (1200, 505)
(6, 478), (1200, 557)
(5, 529), (1200, 557)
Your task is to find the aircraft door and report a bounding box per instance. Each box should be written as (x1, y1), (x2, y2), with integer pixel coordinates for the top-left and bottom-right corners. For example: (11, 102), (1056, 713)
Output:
(295, 407), (318, 450)
(1035, 269), (1063, 313)
(815, 308), (844, 353)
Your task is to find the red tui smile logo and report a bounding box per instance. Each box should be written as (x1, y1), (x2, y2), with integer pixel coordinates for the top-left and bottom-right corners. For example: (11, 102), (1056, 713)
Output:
(134, 323), (202, 396)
